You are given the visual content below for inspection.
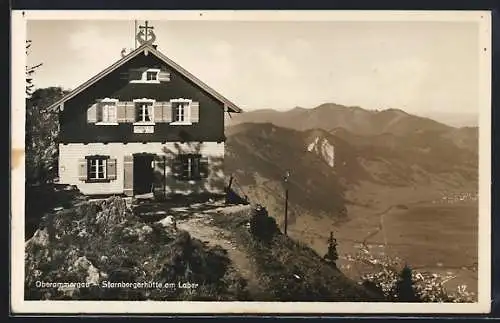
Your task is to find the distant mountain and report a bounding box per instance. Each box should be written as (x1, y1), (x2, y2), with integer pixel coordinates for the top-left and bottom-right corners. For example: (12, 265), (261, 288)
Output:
(228, 103), (453, 136)
(419, 111), (478, 128)
(225, 122), (478, 228)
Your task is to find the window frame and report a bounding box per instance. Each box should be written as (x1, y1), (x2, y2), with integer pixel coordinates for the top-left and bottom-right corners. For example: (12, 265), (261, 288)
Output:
(85, 155), (111, 183)
(133, 98), (156, 125)
(130, 68), (161, 84)
(170, 98), (192, 125)
(182, 154), (201, 181)
(96, 98), (119, 125)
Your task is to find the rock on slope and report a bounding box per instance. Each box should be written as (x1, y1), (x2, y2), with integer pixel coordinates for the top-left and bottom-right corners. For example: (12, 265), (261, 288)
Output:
(25, 197), (246, 301)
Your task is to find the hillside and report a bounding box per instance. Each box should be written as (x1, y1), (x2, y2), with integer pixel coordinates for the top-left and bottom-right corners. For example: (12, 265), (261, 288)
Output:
(225, 121), (479, 295)
(226, 122), (477, 220)
(225, 123), (351, 228)
(228, 103), (454, 136)
(25, 190), (381, 301)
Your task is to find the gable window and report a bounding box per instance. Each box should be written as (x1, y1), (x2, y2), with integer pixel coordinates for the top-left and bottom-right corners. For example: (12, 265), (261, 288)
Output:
(130, 68), (161, 84)
(96, 99), (118, 124)
(146, 70), (159, 81)
(133, 99), (155, 124)
(170, 99), (192, 125)
(172, 154), (208, 181)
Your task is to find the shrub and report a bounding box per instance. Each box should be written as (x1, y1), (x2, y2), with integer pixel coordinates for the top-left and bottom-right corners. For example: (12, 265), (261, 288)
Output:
(249, 204), (279, 242)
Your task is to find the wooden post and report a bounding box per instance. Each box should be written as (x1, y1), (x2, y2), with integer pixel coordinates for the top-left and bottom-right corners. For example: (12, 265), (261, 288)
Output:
(227, 175), (234, 191)
(163, 155), (166, 199)
(283, 170), (290, 236)
(284, 186), (289, 236)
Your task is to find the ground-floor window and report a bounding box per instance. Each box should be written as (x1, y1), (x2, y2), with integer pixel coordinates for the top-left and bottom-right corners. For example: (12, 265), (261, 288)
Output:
(89, 157), (107, 179)
(173, 154), (208, 180)
(79, 156), (117, 182)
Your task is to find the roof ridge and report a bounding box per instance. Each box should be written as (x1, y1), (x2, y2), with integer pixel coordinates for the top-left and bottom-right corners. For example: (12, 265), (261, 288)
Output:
(45, 43), (242, 113)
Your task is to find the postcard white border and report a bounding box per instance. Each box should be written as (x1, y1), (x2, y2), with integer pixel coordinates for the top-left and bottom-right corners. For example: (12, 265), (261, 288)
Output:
(11, 10), (492, 314)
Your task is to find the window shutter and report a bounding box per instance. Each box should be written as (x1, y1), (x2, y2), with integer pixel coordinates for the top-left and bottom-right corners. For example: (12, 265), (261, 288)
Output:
(125, 102), (135, 122)
(78, 159), (88, 181)
(123, 155), (134, 196)
(147, 104), (154, 122)
(153, 155), (166, 188)
(171, 103), (178, 122)
(117, 102), (127, 122)
(96, 103), (103, 122)
(191, 101), (200, 123)
(154, 102), (164, 122)
(199, 156), (209, 178)
(171, 156), (183, 179)
(162, 102), (172, 122)
(129, 68), (145, 81)
(158, 71), (170, 82)
(107, 158), (117, 180)
(87, 104), (98, 123)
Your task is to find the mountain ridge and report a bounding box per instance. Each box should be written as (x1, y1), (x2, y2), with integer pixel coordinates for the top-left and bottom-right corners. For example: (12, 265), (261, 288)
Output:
(228, 103), (477, 134)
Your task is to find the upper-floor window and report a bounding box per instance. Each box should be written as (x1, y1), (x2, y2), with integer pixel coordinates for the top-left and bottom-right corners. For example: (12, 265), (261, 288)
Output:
(96, 99), (118, 124)
(170, 99), (192, 125)
(134, 99), (155, 124)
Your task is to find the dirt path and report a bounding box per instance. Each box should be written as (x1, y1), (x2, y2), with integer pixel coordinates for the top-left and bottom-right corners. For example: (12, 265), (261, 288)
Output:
(176, 212), (262, 299)
(361, 205), (398, 249)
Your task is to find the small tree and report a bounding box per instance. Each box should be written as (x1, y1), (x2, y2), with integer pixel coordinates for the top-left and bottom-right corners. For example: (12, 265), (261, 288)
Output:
(324, 231), (338, 266)
(26, 40), (43, 98)
(394, 264), (418, 302)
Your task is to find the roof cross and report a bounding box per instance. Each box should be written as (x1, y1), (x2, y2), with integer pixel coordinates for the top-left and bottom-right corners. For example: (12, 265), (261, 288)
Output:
(139, 21), (154, 41)
(136, 20), (157, 45)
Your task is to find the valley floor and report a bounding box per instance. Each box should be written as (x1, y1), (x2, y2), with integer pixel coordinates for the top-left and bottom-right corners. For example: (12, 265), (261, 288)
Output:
(286, 183), (479, 297)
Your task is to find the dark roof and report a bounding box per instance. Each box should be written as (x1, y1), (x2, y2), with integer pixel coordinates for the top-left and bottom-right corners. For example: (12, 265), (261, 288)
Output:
(45, 43), (242, 113)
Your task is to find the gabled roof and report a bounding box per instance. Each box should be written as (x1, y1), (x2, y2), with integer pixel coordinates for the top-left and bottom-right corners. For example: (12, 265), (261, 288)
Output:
(45, 43), (242, 113)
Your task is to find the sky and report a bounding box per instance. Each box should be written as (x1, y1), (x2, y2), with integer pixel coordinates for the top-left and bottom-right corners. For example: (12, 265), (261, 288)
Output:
(26, 19), (481, 125)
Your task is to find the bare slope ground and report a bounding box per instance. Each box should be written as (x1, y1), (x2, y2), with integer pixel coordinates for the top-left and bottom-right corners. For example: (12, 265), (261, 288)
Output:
(134, 198), (381, 301)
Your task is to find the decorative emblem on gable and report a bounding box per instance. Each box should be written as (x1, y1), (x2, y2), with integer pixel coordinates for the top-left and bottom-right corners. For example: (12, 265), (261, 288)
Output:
(136, 20), (157, 46)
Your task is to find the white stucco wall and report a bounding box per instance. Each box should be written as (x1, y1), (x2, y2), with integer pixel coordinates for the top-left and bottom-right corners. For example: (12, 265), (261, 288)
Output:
(58, 142), (225, 196)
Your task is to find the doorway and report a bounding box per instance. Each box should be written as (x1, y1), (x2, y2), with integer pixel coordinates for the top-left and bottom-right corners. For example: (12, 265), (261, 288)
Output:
(133, 154), (155, 195)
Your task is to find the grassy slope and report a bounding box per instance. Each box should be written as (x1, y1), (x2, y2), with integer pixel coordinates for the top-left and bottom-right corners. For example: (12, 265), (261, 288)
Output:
(211, 208), (384, 302)
(25, 196), (248, 301)
(225, 123), (479, 296)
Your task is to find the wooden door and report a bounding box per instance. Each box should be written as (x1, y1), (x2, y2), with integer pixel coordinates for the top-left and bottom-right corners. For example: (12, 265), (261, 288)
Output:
(123, 155), (134, 196)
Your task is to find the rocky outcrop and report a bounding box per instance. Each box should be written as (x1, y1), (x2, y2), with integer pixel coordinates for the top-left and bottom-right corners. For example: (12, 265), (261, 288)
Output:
(25, 196), (247, 301)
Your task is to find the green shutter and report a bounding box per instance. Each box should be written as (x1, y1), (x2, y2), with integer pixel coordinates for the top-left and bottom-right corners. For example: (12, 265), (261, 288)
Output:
(158, 71), (170, 82)
(162, 102), (172, 122)
(78, 159), (88, 181)
(154, 102), (163, 122)
(117, 102), (127, 122)
(123, 155), (134, 196)
(199, 156), (209, 178)
(107, 158), (117, 180)
(171, 156), (183, 180)
(125, 102), (135, 122)
(191, 101), (200, 123)
(129, 68), (145, 81)
(87, 104), (97, 123)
